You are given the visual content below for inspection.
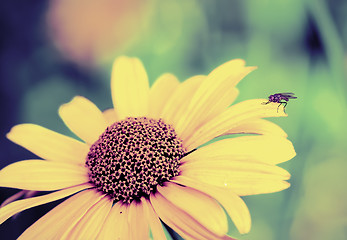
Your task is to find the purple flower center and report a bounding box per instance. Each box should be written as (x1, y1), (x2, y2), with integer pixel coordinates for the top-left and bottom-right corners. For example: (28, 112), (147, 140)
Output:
(86, 117), (186, 203)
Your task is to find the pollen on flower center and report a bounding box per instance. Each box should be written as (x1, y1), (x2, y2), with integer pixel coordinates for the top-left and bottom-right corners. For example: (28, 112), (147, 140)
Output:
(86, 117), (186, 203)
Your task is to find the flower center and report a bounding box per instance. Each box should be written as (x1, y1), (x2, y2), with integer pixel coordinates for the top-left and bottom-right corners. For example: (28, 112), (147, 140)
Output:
(86, 117), (186, 203)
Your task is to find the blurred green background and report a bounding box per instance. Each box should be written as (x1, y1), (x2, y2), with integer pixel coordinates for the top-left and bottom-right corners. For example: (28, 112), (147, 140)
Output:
(0, 0), (346, 239)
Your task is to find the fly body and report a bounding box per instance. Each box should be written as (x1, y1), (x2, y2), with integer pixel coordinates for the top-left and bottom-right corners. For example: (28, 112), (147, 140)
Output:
(262, 92), (297, 113)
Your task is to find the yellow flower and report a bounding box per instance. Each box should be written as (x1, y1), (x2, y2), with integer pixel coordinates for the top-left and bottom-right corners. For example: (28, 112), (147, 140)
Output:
(0, 56), (296, 239)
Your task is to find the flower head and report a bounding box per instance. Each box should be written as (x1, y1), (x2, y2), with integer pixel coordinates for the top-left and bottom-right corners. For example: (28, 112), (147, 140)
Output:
(0, 56), (296, 239)
(86, 117), (185, 203)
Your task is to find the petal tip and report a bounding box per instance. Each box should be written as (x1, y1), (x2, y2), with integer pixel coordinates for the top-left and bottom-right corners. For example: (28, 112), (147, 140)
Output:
(6, 127), (15, 141)
(248, 66), (258, 71)
(58, 96), (83, 112)
(112, 56), (141, 67)
(230, 58), (246, 65)
(6, 124), (28, 142)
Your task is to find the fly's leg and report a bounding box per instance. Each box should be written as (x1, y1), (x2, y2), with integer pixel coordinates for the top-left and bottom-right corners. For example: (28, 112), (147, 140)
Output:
(277, 102), (282, 112)
(278, 101), (287, 113)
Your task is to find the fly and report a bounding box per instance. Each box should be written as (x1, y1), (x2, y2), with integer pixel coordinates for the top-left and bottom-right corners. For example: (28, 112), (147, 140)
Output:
(262, 92), (297, 113)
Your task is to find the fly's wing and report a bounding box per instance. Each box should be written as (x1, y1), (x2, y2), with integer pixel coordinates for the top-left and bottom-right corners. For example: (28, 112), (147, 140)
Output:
(277, 92), (297, 99)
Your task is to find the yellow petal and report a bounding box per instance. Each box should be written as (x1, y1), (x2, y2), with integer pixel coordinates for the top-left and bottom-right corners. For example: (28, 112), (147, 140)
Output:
(111, 56), (149, 120)
(205, 87), (239, 120)
(102, 108), (118, 125)
(0, 183), (92, 224)
(224, 118), (288, 137)
(177, 87), (240, 144)
(183, 135), (296, 165)
(180, 159), (290, 195)
(0, 160), (89, 191)
(59, 96), (108, 144)
(186, 99), (288, 150)
(150, 190), (233, 240)
(150, 192), (207, 240)
(18, 189), (104, 240)
(175, 60), (256, 144)
(63, 195), (112, 240)
(181, 170), (290, 187)
(158, 182), (228, 237)
(180, 159), (291, 180)
(149, 73), (180, 119)
(96, 202), (128, 240)
(141, 198), (167, 240)
(173, 175), (251, 234)
(226, 180), (290, 196)
(161, 75), (204, 128)
(127, 200), (150, 240)
(6, 124), (89, 164)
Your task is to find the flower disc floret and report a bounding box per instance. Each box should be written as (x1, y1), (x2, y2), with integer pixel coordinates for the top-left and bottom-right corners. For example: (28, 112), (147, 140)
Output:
(86, 117), (186, 203)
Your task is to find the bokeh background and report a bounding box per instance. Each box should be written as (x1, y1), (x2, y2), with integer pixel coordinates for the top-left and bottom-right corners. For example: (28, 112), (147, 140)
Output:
(1, 0), (346, 239)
